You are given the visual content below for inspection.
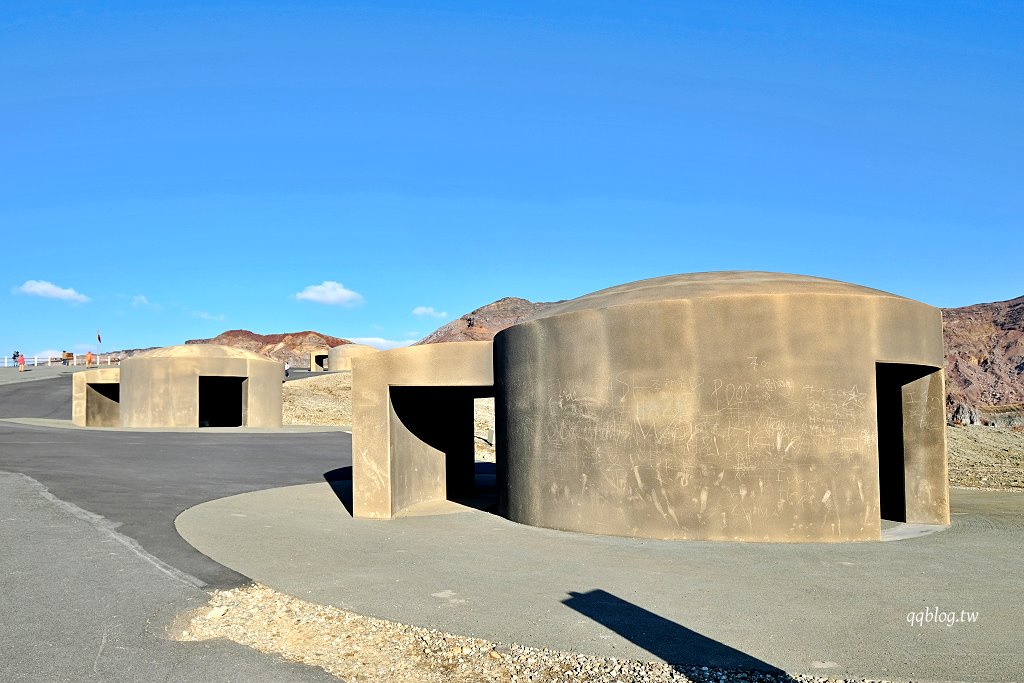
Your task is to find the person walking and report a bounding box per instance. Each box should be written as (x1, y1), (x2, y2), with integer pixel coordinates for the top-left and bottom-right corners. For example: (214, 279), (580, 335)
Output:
(17, 353), (25, 373)
(85, 351), (94, 368)
(284, 361), (290, 379)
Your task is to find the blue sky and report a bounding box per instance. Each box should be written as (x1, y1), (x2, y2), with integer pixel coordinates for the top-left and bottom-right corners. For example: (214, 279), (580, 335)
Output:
(2, 1), (1021, 358)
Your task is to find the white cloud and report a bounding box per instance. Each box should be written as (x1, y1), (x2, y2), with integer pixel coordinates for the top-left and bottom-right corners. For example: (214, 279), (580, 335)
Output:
(34, 349), (61, 359)
(349, 337), (417, 350)
(295, 281), (364, 307)
(412, 305), (448, 318)
(193, 311), (225, 322)
(15, 280), (89, 303)
(132, 294), (150, 307)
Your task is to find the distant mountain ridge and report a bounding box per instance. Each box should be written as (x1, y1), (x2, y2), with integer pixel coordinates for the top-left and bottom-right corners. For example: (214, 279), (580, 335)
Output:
(185, 329), (351, 366)
(415, 297), (559, 345)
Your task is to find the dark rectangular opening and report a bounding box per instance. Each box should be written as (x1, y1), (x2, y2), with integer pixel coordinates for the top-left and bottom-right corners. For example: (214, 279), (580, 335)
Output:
(88, 383), (119, 403)
(314, 354), (328, 370)
(875, 363), (937, 522)
(86, 382), (120, 427)
(198, 376), (246, 427)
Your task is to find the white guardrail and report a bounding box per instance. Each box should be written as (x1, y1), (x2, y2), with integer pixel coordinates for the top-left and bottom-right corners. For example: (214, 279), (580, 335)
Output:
(3, 354), (121, 368)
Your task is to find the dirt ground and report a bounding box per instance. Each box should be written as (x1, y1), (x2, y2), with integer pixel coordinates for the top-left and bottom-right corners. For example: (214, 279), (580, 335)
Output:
(946, 424), (1024, 490)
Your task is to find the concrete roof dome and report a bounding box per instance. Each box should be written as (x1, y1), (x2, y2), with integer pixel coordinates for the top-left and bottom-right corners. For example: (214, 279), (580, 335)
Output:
(133, 344), (274, 362)
(535, 271), (907, 320)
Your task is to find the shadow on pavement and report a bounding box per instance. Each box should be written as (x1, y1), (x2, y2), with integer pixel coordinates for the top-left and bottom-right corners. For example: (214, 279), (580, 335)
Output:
(323, 466), (354, 516)
(324, 462), (500, 517)
(562, 589), (794, 678)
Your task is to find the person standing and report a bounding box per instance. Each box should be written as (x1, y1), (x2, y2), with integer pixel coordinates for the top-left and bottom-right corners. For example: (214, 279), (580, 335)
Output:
(17, 353), (25, 373)
(284, 361), (290, 378)
(85, 351), (94, 368)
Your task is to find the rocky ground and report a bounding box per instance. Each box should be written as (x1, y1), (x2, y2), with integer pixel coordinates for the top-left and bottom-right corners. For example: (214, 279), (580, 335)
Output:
(946, 424), (1024, 490)
(177, 584), (850, 683)
(283, 372), (353, 426)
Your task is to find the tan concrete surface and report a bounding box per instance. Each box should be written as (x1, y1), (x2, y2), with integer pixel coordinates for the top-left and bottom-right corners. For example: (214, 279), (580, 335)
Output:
(327, 344), (380, 372)
(494, 272), (949, 542)
(71, 367), (121, 427)
(352, 341), (493, 519)
(119, 345), (283, 429)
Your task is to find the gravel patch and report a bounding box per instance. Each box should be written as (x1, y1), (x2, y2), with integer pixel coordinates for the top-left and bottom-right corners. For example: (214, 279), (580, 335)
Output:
(176, 583), (858, 683)
(283, 372), (353, 426)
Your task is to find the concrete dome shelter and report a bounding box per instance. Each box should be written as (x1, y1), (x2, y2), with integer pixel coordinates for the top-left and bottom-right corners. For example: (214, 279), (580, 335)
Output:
(119, 345), (282, 428)
(494, 272), (949, 542)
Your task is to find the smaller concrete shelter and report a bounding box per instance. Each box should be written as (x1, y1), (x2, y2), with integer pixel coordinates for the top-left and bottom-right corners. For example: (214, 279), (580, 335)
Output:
(119, 345), (282, 428)
(328, 343), (380, 372)
(352, 341), (493, 519)
(308, 351), (329, 372)
(72, 367), (121, 427)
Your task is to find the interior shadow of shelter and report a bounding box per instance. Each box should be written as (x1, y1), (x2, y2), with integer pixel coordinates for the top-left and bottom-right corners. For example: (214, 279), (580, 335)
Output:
(389, 384), (495, 507)
(562, 589), (794, 678)
(324, 466), (354, 516)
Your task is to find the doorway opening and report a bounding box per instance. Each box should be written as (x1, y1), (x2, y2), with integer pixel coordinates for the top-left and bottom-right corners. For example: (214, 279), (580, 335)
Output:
(875, 363), (940, 522)
(313, 354), (328, 371)
(198, 376), (247, 427)
(389, 385), (496, 510)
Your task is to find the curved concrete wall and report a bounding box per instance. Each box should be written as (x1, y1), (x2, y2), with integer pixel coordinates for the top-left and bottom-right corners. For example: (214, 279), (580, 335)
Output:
(495, 272), (949, 542)
(328, 344), (380, 371)
(119, 345), (282, 428)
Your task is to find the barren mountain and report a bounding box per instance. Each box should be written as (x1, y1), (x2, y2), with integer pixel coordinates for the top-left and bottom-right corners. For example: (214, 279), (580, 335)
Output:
(415, 297), (559, 345)
(943, 296), (1024, 425)
(185, 329), (351, 367)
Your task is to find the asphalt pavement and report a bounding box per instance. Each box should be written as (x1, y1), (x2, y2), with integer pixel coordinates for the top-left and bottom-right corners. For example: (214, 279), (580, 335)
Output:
(0, 374), (351, 681)
(0, 471), (335, 682)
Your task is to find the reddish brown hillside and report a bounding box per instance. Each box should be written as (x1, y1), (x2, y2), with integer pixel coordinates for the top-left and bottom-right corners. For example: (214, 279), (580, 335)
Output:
(186, 329), (351, 367)
(416, 297), (559, 345)
(943, 296), (1024, 425)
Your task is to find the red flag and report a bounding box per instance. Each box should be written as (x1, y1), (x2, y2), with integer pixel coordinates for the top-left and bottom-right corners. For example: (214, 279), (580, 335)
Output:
(97, 331), (102, 344)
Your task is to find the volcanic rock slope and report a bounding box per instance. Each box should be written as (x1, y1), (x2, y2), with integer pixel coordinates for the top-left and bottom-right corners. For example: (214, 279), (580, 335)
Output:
(186, 330), (352, 367)
(942, 295), (1024, 424)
